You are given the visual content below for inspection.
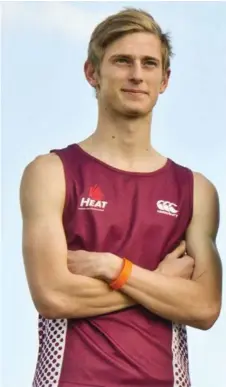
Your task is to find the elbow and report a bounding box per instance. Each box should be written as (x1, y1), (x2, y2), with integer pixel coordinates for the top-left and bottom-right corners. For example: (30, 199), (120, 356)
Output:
(196, 303), (221, 331)
(34, 295), (63, 319)
(37, 303), (63, 320)
(33, 292), (77, 319)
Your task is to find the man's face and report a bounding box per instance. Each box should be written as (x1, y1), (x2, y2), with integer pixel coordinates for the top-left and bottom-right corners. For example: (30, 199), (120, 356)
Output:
(86, 32), (170, 118)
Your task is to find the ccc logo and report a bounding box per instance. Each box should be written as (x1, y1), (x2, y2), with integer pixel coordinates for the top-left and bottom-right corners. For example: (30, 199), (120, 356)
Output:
(157, 200), (178, 214)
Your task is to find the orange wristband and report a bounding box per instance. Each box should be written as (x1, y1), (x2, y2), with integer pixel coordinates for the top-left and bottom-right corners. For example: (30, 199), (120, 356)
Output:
(110, 258), (133, 290)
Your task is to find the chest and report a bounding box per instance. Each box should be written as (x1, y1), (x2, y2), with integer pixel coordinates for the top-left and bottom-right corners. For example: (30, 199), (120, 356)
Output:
(64, 173), (191, 270)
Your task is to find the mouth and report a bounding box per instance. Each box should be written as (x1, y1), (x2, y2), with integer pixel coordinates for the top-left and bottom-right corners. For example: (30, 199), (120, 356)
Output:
(121, 88), (148, 95)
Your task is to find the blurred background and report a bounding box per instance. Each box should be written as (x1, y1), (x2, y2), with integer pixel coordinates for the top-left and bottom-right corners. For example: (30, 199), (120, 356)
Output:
(2, 2), (226, 386)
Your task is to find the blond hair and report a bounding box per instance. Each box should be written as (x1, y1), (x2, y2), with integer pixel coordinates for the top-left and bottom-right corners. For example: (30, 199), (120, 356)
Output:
(88, 8), (173, 73)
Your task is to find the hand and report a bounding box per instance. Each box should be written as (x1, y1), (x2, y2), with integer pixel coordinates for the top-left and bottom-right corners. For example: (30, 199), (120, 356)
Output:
(67, 250), (123, 280)
(67, 250), (104, 278)
(156, 241), (195, 279)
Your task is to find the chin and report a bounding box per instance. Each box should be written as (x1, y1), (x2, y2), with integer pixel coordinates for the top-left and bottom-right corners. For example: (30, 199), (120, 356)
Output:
(123, 109), (145, 118)
(123, 99), (152, 115)
(110, 99), (151, 118)
(121, 104), (150, 118)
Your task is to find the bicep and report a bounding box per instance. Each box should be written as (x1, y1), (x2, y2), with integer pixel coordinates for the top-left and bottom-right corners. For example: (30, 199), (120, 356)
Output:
(185, 173), (222, 304)
(20, 155), (68, 311)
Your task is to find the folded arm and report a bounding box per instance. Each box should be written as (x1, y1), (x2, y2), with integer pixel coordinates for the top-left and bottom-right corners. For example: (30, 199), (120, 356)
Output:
(20, 154), (135, 320)
(102, 173), (222, 330)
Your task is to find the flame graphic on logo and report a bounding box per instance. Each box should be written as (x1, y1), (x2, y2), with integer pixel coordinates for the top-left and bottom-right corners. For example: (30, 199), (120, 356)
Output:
(89, 185), (104, 201)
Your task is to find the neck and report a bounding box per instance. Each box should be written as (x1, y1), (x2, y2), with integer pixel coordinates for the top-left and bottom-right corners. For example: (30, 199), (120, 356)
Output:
(90, 106), (153, 159)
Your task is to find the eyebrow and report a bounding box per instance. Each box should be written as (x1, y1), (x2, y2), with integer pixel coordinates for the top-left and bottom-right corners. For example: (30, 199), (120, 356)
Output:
(109, 54), (160, 64)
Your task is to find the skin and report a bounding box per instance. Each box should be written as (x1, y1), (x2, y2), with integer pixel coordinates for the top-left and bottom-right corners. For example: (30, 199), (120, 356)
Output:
(68, 173), (221, 328)
(20, 32), (222, 329)
(67, 241), (193, 280)
(82, 32), (170, 172)
(20, 154), (194, 321)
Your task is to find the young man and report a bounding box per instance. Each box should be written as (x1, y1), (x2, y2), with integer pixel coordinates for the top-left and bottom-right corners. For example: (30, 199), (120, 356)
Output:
(20, 8), (222, 387)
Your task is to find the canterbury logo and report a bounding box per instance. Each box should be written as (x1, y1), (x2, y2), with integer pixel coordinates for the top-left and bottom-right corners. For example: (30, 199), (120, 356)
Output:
(157, 200), (179, 217)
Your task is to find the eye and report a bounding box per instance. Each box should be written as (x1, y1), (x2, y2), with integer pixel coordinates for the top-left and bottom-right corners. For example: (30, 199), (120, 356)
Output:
(145, 60), (157, 67)
(115, 57), (130, 64)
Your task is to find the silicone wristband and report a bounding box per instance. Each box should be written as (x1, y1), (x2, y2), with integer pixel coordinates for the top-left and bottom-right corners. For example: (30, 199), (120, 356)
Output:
(110, 258), (133, 290)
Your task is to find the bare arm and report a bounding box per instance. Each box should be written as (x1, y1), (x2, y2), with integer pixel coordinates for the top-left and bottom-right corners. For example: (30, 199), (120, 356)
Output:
(20, 154), (135, 319)
(103, 173), (222, 330)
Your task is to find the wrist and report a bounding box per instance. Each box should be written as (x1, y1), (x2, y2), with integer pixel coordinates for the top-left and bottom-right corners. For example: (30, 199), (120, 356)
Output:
(110, 258), (133, 290)
(100, 253), (124, 282)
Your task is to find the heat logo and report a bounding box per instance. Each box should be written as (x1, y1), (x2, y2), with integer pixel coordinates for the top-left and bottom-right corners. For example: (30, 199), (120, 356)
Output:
(78, 185), (108, 211)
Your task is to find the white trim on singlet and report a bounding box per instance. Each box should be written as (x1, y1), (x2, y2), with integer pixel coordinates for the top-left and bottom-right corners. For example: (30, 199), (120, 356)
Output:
(172, 323), (191, 387)
(33, 318), (191, 386)
(33, 317), (67, 387)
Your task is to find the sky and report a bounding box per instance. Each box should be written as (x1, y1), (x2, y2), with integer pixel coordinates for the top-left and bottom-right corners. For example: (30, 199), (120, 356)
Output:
(2, 1), (226, 387)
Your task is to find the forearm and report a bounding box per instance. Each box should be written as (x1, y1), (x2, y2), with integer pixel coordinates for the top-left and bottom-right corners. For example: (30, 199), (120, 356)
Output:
(45, 272), (135, 319)
(119, 265), (212, 329)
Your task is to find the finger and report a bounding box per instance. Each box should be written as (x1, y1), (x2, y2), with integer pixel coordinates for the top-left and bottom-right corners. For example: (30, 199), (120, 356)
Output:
(184, 255), (195, 262)
(181, 255), (195, 266)
(170, 240), (186, 259)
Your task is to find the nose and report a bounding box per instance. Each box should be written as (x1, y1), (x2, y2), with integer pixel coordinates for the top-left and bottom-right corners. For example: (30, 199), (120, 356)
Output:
(129, 61), (143, 85)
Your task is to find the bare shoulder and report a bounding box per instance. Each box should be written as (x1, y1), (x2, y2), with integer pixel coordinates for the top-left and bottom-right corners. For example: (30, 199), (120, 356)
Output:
(20, 153), (65, 216)
(22, 153), (63, 177)
(191, 172), (220, 237)
(192, 171), (219, 203)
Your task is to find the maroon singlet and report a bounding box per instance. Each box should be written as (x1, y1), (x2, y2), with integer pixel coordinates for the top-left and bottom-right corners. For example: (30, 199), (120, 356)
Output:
(33, 143), (193, 387)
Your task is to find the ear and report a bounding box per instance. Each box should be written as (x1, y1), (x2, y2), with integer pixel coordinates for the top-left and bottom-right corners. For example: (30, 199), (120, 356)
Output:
(84, 60), (99, 88)
(159, 68), (171, 94)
